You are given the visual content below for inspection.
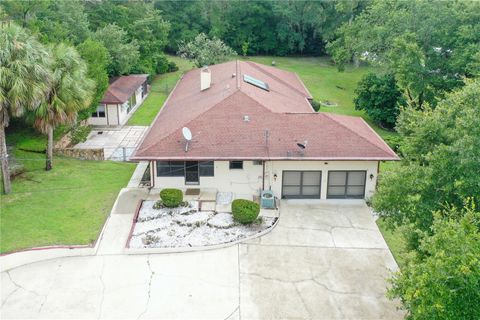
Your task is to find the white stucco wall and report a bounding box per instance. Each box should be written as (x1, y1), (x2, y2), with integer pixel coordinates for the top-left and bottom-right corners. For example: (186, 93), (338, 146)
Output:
(87, 115), (108, 126)
(152, 160), (380, 200)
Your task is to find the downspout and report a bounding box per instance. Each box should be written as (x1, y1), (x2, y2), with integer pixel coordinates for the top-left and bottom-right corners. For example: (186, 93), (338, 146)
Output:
(262, 160), (265, 190)
(376, 161), (380, 190)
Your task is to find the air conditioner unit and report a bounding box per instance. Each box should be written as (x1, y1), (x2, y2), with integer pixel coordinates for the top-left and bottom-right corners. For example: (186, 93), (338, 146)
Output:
(260, 190), (275, 209)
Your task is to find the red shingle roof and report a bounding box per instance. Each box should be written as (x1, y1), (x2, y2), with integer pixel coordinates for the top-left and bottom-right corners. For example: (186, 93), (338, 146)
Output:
(132, 61), (398, 161)
(101, 75), (148, 104)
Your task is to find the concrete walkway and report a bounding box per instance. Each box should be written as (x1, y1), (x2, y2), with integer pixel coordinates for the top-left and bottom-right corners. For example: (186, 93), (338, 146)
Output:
(1, 200), (403, 319)
(74, 126), (148, 160)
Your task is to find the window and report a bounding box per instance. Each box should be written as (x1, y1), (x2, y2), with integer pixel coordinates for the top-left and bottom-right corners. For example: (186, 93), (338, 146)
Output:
(156, 161), (185, 177)
(327, 171), (366, 199)
(229, 161), (243, 169)
(253, 160), (263, 165)
(199, 161), (214, 176)
(91, 105), (106, 118)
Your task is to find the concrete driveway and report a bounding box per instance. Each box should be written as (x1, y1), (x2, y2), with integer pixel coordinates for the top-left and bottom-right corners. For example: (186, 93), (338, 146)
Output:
(1, 201), (402, 319)
(239, 200), (402, 319)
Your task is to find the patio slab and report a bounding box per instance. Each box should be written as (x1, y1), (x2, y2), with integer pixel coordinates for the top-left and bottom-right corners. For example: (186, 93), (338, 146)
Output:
(74, 126), (148, 160)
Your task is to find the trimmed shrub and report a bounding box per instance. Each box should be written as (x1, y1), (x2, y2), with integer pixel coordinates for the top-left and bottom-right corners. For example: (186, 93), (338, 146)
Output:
(310, 99), (321, 112)
(232, 199), (260, 224)
(160, 188), (183, 208)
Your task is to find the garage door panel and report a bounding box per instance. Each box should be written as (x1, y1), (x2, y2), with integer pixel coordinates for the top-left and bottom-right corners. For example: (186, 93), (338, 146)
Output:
(283, 186), (301, 196)
(283, 171), (301, 185)
(302, 172), (321, 185)
(328, 172), (346, 185)
(327, 171), (366, 199)
(348, 171), (366, 185)
(346, 186), (365, 197)
(327, 186), (345, 196)
(282, 171), (321, 199)
(302, 186), (321, 196)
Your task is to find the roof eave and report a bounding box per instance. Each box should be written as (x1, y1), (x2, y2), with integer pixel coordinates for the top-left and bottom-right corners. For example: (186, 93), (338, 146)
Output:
(129, 155), (401, 161)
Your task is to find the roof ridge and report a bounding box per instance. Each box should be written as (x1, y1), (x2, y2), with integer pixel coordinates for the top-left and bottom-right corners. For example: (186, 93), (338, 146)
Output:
(137, 89), (239, 155)
(322, 113), (395, 157)
(244, 61), (308, 98)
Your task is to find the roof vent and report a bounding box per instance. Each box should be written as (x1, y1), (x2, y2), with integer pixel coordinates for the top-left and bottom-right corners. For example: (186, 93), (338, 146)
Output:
(201, 66), (211, 91)
(243, 115), (250, 122)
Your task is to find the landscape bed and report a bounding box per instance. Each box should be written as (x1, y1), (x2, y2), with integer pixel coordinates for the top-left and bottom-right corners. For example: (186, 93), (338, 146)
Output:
(128, 200), (276, 248)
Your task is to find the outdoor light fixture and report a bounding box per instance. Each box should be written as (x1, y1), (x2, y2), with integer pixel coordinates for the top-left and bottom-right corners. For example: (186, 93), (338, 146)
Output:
(370, 174), (375, 180)
(273, 173), (278, 181)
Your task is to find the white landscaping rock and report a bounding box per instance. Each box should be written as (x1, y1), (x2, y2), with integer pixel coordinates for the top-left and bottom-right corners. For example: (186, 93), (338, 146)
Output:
(129, 200), (277, 249)
(173, 211), (212, 226)
(207, 213), (235, 228)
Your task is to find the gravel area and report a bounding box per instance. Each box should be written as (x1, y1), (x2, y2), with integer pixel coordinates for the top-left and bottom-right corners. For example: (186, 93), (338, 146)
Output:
(129, 200), (276, 248)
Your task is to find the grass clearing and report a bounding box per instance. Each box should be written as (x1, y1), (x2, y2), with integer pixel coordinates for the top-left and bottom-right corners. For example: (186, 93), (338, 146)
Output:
(246, 56), (396, 139)
(1, 131), (136, 253)
(127, 56), (194, 126)
(1, 151), (135, 253)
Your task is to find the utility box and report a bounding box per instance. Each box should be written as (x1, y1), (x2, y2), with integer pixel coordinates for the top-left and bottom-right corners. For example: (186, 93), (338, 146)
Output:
(260, 190), (275, 209)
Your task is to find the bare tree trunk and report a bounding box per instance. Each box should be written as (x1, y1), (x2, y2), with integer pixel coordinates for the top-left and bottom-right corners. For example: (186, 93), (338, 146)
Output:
(1, 125), (12, 194)
(46, 126), (53, 171)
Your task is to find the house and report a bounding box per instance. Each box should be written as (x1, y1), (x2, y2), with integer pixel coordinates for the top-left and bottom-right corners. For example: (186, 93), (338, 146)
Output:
(131, 61), (399, 200)
(88, 74), (148, 126)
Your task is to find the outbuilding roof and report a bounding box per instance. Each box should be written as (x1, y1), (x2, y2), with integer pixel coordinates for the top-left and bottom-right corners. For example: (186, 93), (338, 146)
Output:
(101, 74), (148, 104)
(132, 61), (398, 161)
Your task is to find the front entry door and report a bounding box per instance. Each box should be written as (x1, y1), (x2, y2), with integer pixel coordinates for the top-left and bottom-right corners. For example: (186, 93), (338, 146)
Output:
(185, 161), (199, 185)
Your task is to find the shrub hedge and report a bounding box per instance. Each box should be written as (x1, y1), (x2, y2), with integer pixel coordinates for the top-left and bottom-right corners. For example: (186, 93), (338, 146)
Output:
(160, 188), (183, 207)
(232, 199), (260, 224)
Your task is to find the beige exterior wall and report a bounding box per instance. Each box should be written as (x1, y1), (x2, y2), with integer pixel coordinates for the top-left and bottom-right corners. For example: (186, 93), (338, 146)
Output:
(152, 160), (379, 200)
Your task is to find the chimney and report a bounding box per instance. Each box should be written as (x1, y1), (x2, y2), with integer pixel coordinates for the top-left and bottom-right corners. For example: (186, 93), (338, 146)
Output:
(200, 66), (211, 91)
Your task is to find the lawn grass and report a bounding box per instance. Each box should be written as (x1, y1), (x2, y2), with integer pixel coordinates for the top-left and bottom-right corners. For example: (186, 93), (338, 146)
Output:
(246, 56), (396, 139)
(376, 218), (411, 269)
(1, 138), (135, 253)
(127, 56), (195, 126)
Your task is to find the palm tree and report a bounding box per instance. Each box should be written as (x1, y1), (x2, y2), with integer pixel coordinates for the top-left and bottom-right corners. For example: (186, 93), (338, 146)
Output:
(0, 23), (51, 194)
(33, 43), (94, 171)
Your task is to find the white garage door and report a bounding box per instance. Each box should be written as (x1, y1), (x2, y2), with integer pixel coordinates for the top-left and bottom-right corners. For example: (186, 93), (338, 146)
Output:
(327, 171), (366, 199)
(282, 171), (322, 199)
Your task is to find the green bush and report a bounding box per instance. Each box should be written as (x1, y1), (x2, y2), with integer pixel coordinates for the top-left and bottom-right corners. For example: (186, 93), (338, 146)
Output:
(168, 61), (179, 72)
(310, 99), (321, 112)
(70, 125), (92, 145)
(160, 188), (183, 207)
(232, 199), (260, 224)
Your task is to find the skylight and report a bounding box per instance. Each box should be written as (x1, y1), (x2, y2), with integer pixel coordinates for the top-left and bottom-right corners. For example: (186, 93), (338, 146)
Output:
(243, 74), (269, 91)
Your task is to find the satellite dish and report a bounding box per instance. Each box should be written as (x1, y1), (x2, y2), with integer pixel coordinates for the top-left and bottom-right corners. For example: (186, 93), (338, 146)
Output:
(182, 127), (192, 141)
(296, 140), (308, 149)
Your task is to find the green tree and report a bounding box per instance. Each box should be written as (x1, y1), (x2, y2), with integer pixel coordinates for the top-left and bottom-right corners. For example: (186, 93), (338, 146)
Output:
(372, 80), (480, 248)
(273, 0), (327, 54)
(93, 23), (140, 76)
(0, 23), (51, 193)
(33, 0), (90, 45)
(328, 0), (480, 107)
(177, 33), (237, 67)
(76, 39), (109, 120)
(354, 73), (404, 128)
(388, 203), (480, 319)
(33, 44), (94, 171)
(0, 0), (49, 27)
